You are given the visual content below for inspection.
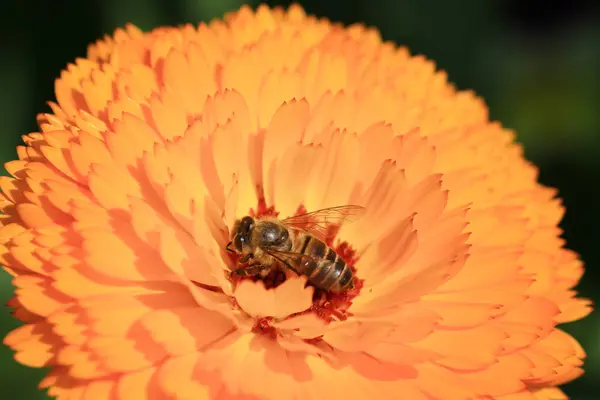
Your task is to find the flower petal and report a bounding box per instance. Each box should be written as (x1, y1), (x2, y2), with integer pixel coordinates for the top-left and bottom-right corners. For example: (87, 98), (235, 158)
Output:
(235, 276), (313, 319)
(0, 4), (591, 399)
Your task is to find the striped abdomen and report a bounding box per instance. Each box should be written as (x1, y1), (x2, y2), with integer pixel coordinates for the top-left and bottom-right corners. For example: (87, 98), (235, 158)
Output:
(291, 234), (354, 293)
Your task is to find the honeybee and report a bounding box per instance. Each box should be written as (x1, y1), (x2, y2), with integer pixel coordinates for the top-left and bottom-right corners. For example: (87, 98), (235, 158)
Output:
(226, 205), (365, 294)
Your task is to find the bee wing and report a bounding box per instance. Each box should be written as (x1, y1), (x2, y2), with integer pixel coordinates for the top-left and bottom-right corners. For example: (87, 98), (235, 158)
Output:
(280, 205), (365, 241)
(264, 249), (319, 276)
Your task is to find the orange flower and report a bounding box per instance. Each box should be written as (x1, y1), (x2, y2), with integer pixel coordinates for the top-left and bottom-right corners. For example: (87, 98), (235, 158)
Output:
(1, 4), (592, 399)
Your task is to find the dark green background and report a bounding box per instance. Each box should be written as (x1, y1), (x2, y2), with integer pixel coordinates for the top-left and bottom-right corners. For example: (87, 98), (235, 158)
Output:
(1, 0), (598, 398)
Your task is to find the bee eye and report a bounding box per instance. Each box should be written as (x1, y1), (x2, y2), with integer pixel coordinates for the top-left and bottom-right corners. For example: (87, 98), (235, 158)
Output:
(240, 217), (254, 232)
(234, 235), (244, 249)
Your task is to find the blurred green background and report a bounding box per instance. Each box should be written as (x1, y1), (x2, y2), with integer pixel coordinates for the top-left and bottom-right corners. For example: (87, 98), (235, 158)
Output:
(0, 0), (598, 398)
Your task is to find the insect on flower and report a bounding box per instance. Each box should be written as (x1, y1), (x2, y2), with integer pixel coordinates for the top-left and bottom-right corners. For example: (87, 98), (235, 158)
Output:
(0, 3), (592, 399)
(226, 205), (365, 294)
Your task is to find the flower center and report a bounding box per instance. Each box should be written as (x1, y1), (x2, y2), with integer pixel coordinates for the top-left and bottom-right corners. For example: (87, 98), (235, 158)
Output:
(228, 198), (364, 328)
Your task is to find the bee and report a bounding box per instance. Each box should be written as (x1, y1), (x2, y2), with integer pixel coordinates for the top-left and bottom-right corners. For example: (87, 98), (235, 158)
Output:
(226, 205), (365, 294)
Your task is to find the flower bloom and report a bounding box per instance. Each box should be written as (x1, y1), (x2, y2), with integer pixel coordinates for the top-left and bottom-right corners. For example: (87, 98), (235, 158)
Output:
(1, 4), (592, 399)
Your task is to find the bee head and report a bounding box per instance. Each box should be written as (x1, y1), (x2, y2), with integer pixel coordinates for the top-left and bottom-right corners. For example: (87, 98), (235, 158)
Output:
(229, 216), (255, 255)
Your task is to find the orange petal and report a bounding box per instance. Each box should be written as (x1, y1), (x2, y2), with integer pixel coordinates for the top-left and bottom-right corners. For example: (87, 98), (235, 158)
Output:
(234, 277), (313, 319)
(262, 99), (310, 210)
(82, 228), (171, 281)
(140, 306), (235, 357)
(158, 225), (221, 286)
(117, 367), (160, 400)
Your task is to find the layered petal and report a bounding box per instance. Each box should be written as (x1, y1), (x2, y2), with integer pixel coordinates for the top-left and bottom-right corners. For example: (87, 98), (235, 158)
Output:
(1, 3), (590, 400)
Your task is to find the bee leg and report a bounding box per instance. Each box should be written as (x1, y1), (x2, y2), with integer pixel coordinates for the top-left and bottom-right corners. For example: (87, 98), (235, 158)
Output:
(232, 264), (270, 277)
(238, 254), (254, 263)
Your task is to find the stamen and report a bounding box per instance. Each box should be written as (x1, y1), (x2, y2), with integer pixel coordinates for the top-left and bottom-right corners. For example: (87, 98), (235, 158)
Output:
(294, 204), (307, 216)
(252, 317), (277, 339)
(251, 196), (279, 218)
